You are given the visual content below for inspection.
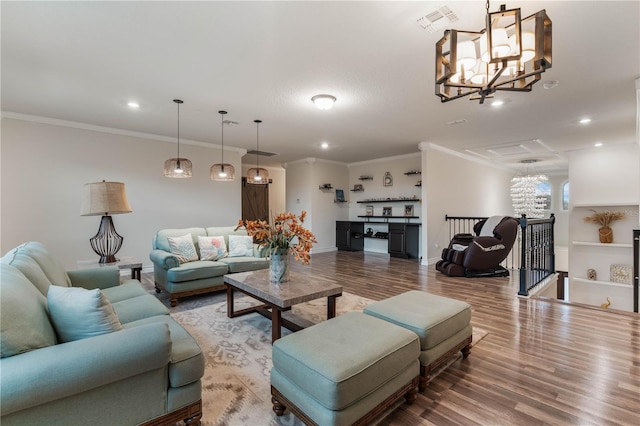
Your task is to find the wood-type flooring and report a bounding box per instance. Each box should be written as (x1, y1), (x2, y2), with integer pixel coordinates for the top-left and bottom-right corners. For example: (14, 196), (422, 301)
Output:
(146, 250), (640, 425)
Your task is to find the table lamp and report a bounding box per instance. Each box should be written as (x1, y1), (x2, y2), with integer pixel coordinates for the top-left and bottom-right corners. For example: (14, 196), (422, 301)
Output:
(81, 181), (132, 263)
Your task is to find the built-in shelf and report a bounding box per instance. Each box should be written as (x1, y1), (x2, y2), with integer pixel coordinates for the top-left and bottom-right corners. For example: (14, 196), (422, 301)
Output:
(572, 277), (632, 288)
(404, 171), (421, 175)
(572, 241), (633, 248)
(357, 199), (420, 204)
(573, 202), (639, 207)
(358, 176), (373, 181)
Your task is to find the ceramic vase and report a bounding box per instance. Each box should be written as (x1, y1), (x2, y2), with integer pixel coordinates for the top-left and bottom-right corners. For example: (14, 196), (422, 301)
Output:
(270, 248), (290, 283)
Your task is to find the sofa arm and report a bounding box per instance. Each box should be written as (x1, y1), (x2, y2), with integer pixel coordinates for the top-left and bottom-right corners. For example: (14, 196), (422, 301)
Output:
(67, 266), (121, 289)
(0, 323), (171, 416)
(150, 249), (180, 269)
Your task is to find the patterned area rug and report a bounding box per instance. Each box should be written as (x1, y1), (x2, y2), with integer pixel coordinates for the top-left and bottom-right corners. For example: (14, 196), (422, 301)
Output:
(148, 286), (487, 425)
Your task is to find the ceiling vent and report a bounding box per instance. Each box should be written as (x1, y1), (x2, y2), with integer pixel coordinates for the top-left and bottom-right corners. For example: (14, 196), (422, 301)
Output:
(416, 5), (459, 34)
(246, 150), (278, 157)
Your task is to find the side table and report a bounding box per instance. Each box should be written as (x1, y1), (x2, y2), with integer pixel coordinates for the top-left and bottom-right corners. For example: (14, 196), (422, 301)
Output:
(77, 256), (143, 280)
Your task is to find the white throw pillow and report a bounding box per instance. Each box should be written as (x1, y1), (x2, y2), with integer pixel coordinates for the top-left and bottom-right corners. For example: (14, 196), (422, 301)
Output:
(198, 235), (227, 260)
(228, 235), (254, 257)
(47, 285), (123, 343)
(167, 233), (199, 263)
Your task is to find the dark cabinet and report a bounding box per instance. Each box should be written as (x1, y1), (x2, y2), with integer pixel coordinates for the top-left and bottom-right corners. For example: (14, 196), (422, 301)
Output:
(388, 223), (420, 259)
(336, 221), (364, 251)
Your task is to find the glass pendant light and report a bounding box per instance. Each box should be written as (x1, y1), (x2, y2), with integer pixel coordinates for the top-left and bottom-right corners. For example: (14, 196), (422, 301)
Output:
(163, 99), (193, 178)
(246, 119), (269, 184)
(210, 110), (235, 181)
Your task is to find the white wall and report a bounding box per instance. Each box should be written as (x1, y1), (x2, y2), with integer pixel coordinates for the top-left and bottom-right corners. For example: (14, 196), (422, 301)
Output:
(547, 173), (569, 247)
(1, 118), (243, 269)
(422, 144), (513, 263)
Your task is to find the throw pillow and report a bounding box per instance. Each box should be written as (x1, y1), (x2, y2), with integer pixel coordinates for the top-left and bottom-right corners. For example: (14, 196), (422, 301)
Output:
(47, 285), (123, 343)
(167, 233), (199, 263)
(228, 235), (254, 257)
(198, 235), (227, 261)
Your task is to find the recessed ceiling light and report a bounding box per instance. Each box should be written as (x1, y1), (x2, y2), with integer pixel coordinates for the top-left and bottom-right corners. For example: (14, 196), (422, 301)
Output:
(321, 142), (329, 149)
(491, 100), (504, 107)
(127, 101), (140, 109)
(594, 142), (603, 147)
(579, 118), (591, 124)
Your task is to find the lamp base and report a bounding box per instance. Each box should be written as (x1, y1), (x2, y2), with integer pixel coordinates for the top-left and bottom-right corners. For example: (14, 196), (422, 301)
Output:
(89, 215), (124, 264)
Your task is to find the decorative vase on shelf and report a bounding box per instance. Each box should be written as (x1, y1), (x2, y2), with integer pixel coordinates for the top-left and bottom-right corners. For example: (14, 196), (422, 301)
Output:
(270, 248), (290, 283)
(598, 226), (613, 243)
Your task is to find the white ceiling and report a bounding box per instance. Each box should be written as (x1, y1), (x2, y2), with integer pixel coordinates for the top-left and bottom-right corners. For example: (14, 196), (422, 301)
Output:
(2, 1), (639, 172)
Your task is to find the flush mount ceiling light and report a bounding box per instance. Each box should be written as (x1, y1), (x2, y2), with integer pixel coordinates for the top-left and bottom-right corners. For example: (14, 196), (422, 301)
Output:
(246, 119), (269, 184)
(435, 0), (552, 104)
(210, 110), (235, 181)
(311, 94), (337, 110)
(163, 99), (193, 178)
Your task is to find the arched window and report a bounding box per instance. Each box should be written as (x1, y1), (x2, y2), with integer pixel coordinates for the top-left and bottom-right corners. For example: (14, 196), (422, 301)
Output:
(536, 181), (551, 210)
(562, 181), (570, 210)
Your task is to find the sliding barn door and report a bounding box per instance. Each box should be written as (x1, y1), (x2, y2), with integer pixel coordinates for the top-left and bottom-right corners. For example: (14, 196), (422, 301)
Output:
(242, 178), (269, 222)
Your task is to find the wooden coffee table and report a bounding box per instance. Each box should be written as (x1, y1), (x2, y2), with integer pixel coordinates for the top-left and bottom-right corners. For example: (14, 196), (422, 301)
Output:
(224, 269), (343, 343)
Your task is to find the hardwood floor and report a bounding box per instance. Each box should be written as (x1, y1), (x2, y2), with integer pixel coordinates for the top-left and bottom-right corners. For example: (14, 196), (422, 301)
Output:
(150, 250), (640, 425)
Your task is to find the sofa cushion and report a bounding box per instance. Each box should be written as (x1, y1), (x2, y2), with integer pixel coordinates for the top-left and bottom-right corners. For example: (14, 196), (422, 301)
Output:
(110, 294), (170, 324)
(154, 228), (207, 253)
(198, 235), (227, 260)
(124, 315), (204, 387)
(1, 264), (57, 358)
(168, 233), (199, 264)
(218, 256), (270, 273)
(166, 260), (229, 283)
(1, 250), (55, 296)
(2, 242), (71, 288)
(101, 281), (149, 303)
(228, 235), (254, 257)
(47, 285), (123, 343)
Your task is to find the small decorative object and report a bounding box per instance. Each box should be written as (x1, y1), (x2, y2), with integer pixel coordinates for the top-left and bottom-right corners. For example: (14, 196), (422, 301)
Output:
(610, 264), (632, 285)
(583, 209), (625, 243)
(236, 211), (317, 283)
(600, 297), (611, 309)
(404, 205), (414, 216)
(366, 205), (374, 216)
(353, 184), (363, 191)
(321, 183), (332, 189)
(367, 228), (373, 235)
(587, 269), (597, 280)
(335, 189), (345, 202)
(383, 171), (393, 187)
(382, 206), (392, 216)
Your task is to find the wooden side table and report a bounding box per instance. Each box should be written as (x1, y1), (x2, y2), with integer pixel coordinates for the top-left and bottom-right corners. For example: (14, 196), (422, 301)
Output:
(77, 257), (142, 280)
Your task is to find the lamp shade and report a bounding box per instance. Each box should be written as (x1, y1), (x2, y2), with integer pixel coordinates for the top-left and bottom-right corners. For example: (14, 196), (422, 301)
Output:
(210, 164), (235, 181)
(164, 158), (193, 178)
(247, 167), (269, 184)
(81, 181), (132, 216)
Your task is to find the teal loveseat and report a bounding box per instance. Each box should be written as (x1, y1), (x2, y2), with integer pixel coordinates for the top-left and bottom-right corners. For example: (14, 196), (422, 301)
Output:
(149, 226), (269, 306)
(0, 242), (204, 426)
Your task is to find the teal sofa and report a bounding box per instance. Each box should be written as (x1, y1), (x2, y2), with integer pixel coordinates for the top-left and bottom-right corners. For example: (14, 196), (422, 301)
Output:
(149, 226), (269, 306)
(0, 242), (204, 426)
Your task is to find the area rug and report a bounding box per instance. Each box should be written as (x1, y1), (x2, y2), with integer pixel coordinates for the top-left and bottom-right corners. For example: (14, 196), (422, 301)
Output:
(167, 292), (487, 426)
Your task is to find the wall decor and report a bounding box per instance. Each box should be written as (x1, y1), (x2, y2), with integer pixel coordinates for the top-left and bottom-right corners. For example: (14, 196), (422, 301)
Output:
(365, 205), (374, 216)
(352, 184), (364, 191)
(610, 264), (632, 285)
(383, 172), (393, 187)
(587, 269), (597, 280)
(583, 209), (625, 243)
(335, 189), (345, 202)
(404, 205), (414, 216)
(382, 206), (392, 216)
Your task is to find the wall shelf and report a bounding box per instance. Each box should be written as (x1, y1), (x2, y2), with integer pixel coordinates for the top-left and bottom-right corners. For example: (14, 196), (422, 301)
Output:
(350, 188), (364, 192)
(357, 199), (420, 204)
(319, 185), (333, 190)
(572, 241), (633, 248)
(572, 277), (632, 288)
(358, 176), (373, 181)
(404, 171), (421, 176)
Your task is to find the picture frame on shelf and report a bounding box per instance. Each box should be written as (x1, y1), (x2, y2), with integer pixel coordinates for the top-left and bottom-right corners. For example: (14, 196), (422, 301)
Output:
(404, 204), (414, 216)
(366, 205), (374, 216)
(335, 189), (345, 202)
(353, 184), (364, 191)
(382, 206), (392, 216)
(610, 264), (632, 284)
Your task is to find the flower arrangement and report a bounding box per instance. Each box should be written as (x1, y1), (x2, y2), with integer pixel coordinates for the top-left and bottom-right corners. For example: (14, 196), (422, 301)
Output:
(583, 209), (625, 243)
(235, 211), (317, 265)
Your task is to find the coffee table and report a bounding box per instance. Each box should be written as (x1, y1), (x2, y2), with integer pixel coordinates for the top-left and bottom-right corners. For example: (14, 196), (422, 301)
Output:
(224, 269), (343, 343)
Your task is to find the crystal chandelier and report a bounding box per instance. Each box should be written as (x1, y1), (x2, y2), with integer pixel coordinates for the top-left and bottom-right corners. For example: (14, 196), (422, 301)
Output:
(435, 0), (552, 103)
(510, 162), (548, 218)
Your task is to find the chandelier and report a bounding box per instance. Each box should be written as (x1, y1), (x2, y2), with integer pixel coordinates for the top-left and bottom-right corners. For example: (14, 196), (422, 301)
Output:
(510, 160), (548, 218)
(435, 1), (552, 103)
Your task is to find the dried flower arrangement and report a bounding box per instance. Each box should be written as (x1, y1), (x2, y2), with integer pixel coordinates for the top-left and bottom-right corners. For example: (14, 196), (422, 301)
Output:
(583, 209), (625, 243)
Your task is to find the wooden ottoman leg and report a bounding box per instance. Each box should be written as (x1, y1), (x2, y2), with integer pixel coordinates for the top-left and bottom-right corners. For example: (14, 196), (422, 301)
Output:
(405, 385), (418, 405)
(461, 337), (472, 359)
(419, 365), (430, 392)
(271, 387), (286, 416)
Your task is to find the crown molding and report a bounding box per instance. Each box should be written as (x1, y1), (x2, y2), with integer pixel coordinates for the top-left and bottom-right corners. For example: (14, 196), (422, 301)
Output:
(347, 151), (420, 167)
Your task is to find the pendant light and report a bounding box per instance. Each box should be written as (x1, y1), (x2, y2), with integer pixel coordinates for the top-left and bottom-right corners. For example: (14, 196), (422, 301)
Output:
(210, 110), (235, 181)
(163, 99), (193, 178)
(246, 119), (269, 184)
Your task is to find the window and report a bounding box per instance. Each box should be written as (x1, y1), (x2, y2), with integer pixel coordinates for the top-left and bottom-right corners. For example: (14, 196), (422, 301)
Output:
(536, 182), (551, 210)
(562, 181), (570, 210)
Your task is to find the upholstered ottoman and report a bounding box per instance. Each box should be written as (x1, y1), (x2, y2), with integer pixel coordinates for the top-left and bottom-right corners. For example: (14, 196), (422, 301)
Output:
(363, 290), (472, 392)
(270, 312), (419, 426)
